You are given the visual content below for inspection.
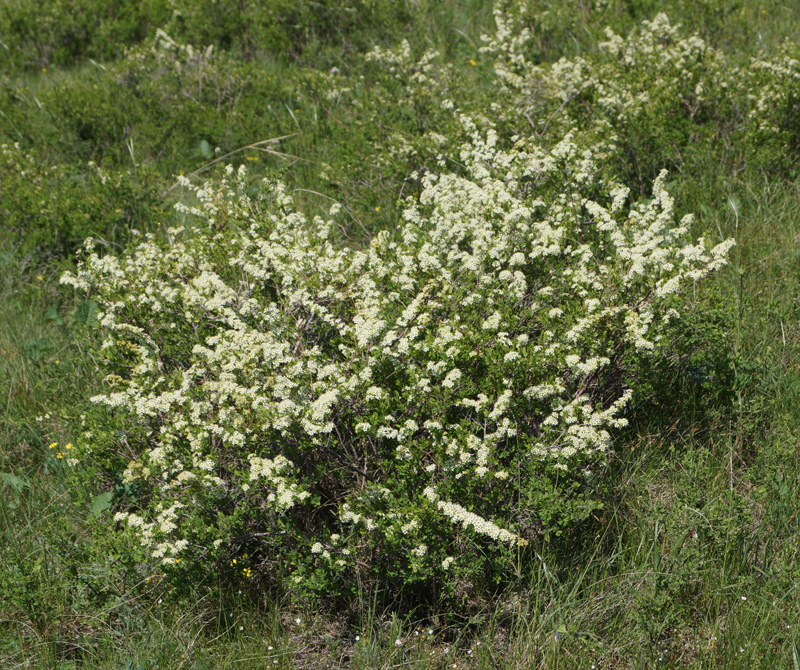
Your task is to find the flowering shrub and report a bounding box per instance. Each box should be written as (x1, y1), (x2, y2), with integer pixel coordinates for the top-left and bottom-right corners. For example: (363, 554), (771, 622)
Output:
(747, 44), (800, 175)
(477, 8), (800, 183)
(479, 11), (746, 189)
(118, 29), (245, 115)
(316, 5), (800, 234)
(62, 123), (733, 600)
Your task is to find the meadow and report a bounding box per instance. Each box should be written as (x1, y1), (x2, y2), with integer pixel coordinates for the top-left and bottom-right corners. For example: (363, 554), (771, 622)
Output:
(2, 1), (800, 667)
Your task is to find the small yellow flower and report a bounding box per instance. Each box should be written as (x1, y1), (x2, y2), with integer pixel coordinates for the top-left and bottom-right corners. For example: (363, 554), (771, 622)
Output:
(65, 443), (72, 450)
(375, 206), (380, 212)
(48, 442), (57, 450)
(57, 452), (63, 459)
(469, 59), (477, 66)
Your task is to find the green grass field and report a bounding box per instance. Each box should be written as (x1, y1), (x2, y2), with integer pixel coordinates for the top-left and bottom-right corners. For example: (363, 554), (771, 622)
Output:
(2, 1), (800, 667)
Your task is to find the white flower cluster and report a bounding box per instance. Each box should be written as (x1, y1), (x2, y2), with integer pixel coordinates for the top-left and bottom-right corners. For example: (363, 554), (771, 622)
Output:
(423, 486), (525, 546)
(248, 454), (310, 510)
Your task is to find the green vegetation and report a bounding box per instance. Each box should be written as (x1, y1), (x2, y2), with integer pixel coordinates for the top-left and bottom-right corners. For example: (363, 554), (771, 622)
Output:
(2, 1), (800, 667)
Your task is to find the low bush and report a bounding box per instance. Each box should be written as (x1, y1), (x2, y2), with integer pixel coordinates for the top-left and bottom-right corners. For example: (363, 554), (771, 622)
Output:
(478, 9), (800, 185)
(0, 0), (168, 71)
(0, 0), (411, 72)
(62, 124), (733, 608)
(0, 142), (161, 259)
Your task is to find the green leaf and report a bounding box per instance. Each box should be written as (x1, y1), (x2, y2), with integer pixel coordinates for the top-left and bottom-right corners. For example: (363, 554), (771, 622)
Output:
(75, 299), (99, 327)
(21, 337), (49, 362)
(199, 139), (214, 160)
(46, 304), (64, 325)
(0, 472), (29, 493)
(91, 491), (114, 517)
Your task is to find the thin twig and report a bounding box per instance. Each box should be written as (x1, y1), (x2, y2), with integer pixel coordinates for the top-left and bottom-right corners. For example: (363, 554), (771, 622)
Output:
(165, 134), (301, 192)
(538, 92), (578, 139)
(293, 188), (372, 240)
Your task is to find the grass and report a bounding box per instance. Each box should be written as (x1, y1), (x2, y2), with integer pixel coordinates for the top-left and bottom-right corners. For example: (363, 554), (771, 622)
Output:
(3, 0), (800, 667)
